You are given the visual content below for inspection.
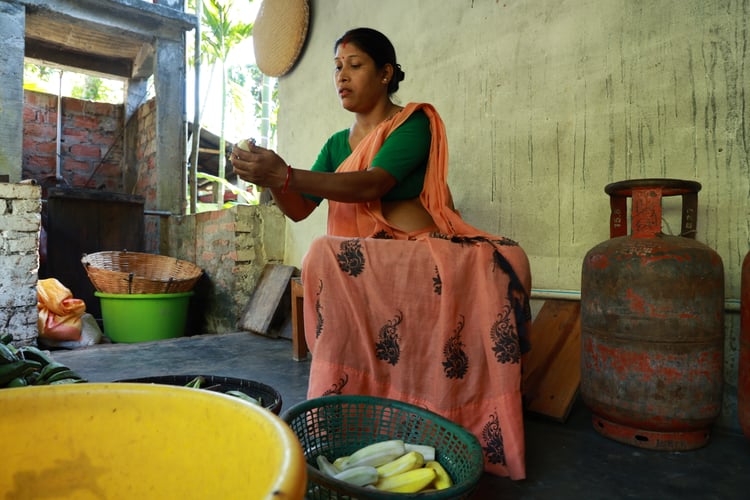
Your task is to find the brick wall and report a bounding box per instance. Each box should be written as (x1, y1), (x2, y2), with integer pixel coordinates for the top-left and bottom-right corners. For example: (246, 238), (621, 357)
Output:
(22, 90), (163, 255)
(15, 90), (279, 337)
(131, 98), (159, 253)
(0, 183), (41, 345)
(22, 91), (124, 194)
(165, 204), (287, 334)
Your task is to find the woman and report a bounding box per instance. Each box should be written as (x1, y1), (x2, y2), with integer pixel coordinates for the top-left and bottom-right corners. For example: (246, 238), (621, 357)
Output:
(233, 28), (532, 480)
(231, 27), (442, 238)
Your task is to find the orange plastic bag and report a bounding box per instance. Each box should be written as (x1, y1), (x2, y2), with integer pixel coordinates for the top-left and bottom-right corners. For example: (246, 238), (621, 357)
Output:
(37, 278), (86, 341)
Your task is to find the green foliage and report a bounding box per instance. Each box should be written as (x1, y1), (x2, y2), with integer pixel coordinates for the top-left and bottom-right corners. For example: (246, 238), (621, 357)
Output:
(195, 171), (259, 212)
(227, 65), (279, 144)
(24, 63), (56, 83)
(189, 0), (257, 207)
(23, 63), (123, 104)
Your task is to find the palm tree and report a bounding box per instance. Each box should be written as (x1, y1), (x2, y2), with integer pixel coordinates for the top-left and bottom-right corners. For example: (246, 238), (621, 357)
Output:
(199, 0), (253, 205)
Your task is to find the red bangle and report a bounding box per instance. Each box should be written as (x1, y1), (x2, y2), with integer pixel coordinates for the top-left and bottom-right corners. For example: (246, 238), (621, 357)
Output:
(281, 165), (292, 194)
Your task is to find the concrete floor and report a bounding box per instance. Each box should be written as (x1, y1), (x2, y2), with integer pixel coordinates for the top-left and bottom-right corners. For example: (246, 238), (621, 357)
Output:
(52, 332), (750, 500)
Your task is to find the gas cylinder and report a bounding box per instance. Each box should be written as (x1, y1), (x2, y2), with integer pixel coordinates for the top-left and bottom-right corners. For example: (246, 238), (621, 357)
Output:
(739, 251), (750, 440)
(580, 178), (724, 451)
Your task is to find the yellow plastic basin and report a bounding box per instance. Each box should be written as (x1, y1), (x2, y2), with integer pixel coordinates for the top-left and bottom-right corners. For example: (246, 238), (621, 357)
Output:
(0, 383), (307, 499)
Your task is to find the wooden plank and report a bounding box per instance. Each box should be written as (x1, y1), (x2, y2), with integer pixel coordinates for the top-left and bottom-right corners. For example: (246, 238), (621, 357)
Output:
(522, 299), (581, 422)
(239, 264), (296, 337)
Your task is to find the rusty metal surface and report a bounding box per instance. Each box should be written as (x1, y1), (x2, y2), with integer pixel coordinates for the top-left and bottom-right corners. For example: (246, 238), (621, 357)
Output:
(581, 179), (725, 451)
(739, 252), (750, 441)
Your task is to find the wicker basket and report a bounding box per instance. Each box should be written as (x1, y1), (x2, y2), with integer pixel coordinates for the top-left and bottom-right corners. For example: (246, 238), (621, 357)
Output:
(115, 375), (283, 415)
(281, 395), (484, 499)
(81, 250), (202, 294)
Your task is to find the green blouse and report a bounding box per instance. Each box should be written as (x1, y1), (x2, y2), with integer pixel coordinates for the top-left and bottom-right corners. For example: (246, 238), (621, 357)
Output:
(304, 110), (431, 203)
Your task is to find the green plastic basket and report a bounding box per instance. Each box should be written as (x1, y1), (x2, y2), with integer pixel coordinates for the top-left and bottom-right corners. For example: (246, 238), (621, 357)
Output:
(281, 395), (483, 499)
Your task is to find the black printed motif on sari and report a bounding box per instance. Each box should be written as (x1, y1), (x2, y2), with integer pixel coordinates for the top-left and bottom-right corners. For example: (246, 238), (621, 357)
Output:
(482, 412), (507, 466)
(337, 239), (365, 277)
(372, 230), (394, 239)
(491, 246), (531, 354)
(429, 232), (451, 240)
(322, 373), (349, 396)
(315, 279), (324, 339)
(489, 236), (519, 247)
(432, 266), (442, 295)
(375, 311), (403, 366)
(446, 235), (519, 248)
(442, 315), (468, 379)
(490, 304), (520, 364)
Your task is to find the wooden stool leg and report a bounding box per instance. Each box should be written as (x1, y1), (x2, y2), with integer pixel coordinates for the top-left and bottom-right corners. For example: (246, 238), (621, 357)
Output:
(291, 277), (308, 361)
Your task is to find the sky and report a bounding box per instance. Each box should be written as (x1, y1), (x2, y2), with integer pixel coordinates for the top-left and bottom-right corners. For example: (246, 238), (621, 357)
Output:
(186, 0), (262, 142)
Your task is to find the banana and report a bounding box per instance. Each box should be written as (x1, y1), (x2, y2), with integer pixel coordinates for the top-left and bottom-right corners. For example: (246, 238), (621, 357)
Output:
(405, 443), (436, 462)
(184, 376), (205, 388)
(425, 460), (453, 490)
(24, 371), (40, 385)
(18, 345), (54, 365)
(236, 138), (255, 151)
(332, 456), (349, 471)
(6, 376), (28, 387)
(225, 390), (262, 406)
(235, 139), (265, 192)
(0, 343), (19, 364)
(375, 451), (424, 479)
(44, 369), (85, 384)
(374, 467), (436, 493)
(315, 455), (339, 477)
(49, 378), (87, 385)
(0, 361), (36, 387)
(337, 440), (406, 470)
(332, 465), (378, 487)
(34, 362), (74, 385)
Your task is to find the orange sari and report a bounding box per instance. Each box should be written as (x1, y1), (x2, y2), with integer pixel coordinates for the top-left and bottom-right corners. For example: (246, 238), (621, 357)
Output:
(301, 103), (531, 479)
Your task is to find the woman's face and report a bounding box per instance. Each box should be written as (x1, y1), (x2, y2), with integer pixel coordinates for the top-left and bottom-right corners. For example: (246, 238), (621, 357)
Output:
(333, 41), (388, 113)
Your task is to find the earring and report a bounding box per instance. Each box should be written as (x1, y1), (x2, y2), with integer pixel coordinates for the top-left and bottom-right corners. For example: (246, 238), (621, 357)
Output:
(382, 78), (388, 83)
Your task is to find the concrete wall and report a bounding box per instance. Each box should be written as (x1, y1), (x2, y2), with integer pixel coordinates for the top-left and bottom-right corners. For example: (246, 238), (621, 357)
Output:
(0, 1), (25, 182)
(276, 0), (749, 431)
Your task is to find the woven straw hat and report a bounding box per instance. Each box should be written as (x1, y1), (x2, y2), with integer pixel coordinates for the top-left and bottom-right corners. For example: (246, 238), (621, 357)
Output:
(253, 0), (310, 77)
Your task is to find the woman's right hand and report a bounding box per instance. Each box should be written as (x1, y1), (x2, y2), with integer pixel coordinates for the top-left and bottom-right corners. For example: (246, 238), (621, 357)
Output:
(231, 140), (287, 190)
(231, 140), (318, 221)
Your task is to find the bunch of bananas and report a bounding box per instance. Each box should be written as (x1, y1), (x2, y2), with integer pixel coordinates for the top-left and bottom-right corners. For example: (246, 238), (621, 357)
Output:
(0, 334), (87, 388)
(315, 439), (454, 494)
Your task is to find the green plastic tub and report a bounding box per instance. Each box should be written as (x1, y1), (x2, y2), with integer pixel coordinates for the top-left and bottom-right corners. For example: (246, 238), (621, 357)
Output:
(95, 291), (193, 343)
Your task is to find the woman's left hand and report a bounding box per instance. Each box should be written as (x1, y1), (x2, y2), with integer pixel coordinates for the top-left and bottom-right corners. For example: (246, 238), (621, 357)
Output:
(231, 141), (287, 189)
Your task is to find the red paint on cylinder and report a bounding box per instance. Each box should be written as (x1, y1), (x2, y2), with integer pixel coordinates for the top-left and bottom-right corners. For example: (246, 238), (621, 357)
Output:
(739, 251), (750, 440)
(580, 179), (724, 451)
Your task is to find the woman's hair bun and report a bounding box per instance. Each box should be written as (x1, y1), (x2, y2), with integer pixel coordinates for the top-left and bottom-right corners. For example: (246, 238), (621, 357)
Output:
(394, 63), (405, 83)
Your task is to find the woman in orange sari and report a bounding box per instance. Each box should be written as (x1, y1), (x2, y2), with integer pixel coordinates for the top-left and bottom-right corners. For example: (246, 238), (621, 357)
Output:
(232, 27), (531, 479)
